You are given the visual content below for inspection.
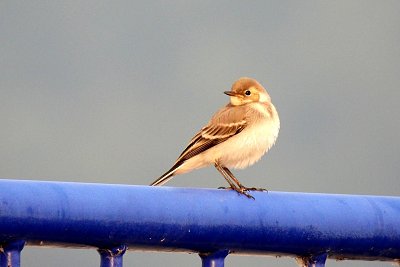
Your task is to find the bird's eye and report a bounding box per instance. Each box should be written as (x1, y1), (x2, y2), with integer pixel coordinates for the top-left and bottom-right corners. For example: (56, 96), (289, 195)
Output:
(245, 90), (251, 96)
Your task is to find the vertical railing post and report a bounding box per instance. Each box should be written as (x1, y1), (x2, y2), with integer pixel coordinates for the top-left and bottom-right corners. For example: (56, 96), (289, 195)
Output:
(199, 249), (229, 267)
(0, 240), (25, 267)
(297, 253), (327, 267)
(98, 244), (127, 267)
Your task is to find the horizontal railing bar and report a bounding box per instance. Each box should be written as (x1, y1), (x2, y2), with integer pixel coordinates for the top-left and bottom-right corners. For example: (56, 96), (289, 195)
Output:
(0, 179), (399, 262)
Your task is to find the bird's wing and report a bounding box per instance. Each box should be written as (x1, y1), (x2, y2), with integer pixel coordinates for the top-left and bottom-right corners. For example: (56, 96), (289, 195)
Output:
(175, 105), (247, 164)
(150, 105), (247, 186)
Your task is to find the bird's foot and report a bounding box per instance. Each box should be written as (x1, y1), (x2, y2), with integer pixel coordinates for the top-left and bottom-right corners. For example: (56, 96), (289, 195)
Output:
(237, 188), (255, 200)
(235, 186), (268, 200)
(217, 186), (267, 200)
(217, 186), (254, 199)
(218, 186), (232, 190)
(241, 186), (268, 192)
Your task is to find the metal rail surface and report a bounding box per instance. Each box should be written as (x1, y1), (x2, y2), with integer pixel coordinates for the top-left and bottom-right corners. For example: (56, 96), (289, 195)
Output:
(0, 179), (399, 267)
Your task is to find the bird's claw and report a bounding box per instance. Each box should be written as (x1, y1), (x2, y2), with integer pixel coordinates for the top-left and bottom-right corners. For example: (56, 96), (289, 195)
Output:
(218, 186), (231, 190)
(238, 188), (255, 200)
(243, 187), (268, 192)
(217, 185), (267, 200)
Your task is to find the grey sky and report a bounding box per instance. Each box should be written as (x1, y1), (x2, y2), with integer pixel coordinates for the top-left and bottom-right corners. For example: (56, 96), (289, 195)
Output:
(1, 1), (399, 266)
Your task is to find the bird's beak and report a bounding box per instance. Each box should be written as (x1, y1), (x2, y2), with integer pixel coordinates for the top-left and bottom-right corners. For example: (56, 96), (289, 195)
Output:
(224, 91), (241, 97)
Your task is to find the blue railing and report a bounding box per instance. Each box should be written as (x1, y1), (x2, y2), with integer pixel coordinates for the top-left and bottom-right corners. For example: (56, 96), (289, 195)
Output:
(0, 179), (399, 267)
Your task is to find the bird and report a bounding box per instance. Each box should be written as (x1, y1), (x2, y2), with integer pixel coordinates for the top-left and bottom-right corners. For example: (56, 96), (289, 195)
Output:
(150, 77), (280, 199)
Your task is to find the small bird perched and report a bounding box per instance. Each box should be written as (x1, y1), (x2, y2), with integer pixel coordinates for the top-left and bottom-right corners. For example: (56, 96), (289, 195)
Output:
(151, 77), (280, 199)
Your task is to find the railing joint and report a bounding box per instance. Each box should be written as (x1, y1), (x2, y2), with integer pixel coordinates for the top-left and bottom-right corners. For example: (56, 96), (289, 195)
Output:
(98, 244), (127, 267)
(199, 249), (229, 267)
(0, 240), (25, 267)
(296, 253), (328, 267)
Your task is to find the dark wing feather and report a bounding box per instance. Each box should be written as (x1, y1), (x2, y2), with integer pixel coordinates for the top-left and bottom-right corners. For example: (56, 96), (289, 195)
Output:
(174, 106), (247, 165)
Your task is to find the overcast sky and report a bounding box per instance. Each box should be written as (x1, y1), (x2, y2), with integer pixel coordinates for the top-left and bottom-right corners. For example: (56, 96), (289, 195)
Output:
(1, 1), (399, 266)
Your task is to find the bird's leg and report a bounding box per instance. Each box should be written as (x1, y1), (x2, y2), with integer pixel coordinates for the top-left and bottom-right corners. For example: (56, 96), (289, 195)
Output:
(214, 163), (240, 191)
(223, 167), (268, 193)
(214, 162), (255, 199)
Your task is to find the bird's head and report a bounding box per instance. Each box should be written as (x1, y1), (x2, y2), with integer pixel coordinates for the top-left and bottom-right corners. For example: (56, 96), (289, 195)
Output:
(224, 77), (271, 106)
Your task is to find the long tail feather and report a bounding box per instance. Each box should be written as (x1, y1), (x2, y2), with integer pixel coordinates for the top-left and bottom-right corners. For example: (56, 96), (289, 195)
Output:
(150, 172), (174, 186)
(150, 162), (182, 186)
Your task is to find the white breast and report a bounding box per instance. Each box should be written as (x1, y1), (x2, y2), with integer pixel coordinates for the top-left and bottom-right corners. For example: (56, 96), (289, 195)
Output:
(215, 103), (280, 169)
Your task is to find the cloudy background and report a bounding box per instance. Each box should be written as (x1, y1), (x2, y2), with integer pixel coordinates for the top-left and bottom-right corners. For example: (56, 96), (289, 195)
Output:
(1, 1), (399, 266)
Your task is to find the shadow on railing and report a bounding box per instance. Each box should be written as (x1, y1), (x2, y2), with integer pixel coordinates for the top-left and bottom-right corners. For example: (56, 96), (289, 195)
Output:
(0, 179), (399, 267)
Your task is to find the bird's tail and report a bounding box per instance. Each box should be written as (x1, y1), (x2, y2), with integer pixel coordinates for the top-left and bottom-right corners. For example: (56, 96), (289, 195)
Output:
(150, 162), (181, 186)
(150, 172), (173, 186)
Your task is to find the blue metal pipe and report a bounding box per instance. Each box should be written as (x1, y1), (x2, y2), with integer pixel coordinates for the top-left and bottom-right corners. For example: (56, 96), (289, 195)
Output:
(0, 179), (399, 263)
